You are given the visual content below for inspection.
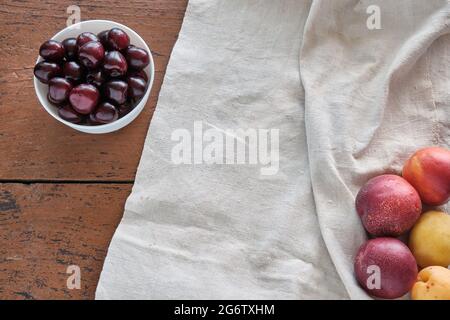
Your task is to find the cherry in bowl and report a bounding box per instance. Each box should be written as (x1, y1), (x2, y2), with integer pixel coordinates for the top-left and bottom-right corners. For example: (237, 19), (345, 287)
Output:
(62, 38), (78, 61)
(69, 84), (100, 114)
(103, 51), (128, 77)
(34, 61), (61, 84)
(125, 46), (150, 70)
(92, 102), (119, 124)
(107, 28), (130, 51)
(127, 76), (147, 100)
(76, 32), (99, 48)
(78, 41), (105, 69)
(48, 77), (73, 105)
(63, 61), (84, 83)
(58, 105), (83, 124)
(104, 80), (128, 105)
(39, 40), (65, 63)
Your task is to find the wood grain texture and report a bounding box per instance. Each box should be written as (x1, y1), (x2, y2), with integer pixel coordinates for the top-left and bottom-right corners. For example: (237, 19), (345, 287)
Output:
(0, 0), (188, 181)
(0, 183), (132, 299)
(0, 0), (188, 299)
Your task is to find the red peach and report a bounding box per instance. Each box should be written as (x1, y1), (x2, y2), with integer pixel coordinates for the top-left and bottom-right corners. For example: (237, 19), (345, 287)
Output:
(402, 147), (450, 206)
(355, 174), (421, 237)
(354, 238), (418, 299)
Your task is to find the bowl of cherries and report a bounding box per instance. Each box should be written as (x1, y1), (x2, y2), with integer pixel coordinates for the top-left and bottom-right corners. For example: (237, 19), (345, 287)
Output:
(33, 20), (154, 134)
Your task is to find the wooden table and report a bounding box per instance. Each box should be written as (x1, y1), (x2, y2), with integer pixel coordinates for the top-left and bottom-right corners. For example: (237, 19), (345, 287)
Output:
(0, 0), (188, 299)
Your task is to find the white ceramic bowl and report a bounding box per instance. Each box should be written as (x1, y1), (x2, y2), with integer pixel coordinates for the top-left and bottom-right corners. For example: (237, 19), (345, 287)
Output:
(34, 20), (154, 134)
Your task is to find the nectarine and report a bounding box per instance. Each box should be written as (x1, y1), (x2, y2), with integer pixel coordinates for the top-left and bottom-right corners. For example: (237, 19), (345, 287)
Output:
(403, 147), (450, 206)
(354, 238), (418, 299)
(356, 174), (421, 237)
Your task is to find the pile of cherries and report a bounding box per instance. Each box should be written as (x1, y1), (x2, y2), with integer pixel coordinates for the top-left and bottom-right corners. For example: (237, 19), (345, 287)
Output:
(34, 28), (150, 125)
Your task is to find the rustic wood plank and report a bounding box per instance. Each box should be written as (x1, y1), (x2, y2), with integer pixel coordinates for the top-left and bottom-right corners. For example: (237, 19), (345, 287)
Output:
(0, 0), (188, 181)
(0, 183), (132, 299)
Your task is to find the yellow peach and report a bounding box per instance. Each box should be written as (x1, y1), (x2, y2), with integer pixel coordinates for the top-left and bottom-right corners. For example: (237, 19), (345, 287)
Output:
(411, 266), (450, 300)
(409, 211), (450, 268)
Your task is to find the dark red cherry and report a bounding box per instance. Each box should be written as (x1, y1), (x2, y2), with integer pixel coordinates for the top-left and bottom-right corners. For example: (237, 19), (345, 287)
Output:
(92, 102), (118, 124)
(107, 28), (130, 51)
(118, 102), (133, 118)
(121, 44), (135, 55)
(104, 80), (128, 105)
(34, 61), (61, 84)
(103, 51), (128, 77)
(86, 113), (100, 125)
(62, 38), (78, 60)
(76, 32), (98, 48)
(125, 46), (150, 70)
(39, 40), (65, 62)
(78, 41), (105, 69)
(48, 92), (66, 106)
(86, 69), (105, 88)
(69, 84), (100, 114)
(58, 105), (83, 124)
(63, 61), (84, 82)
(48, 77), (73, 104)
(97, 30), (110, 48)
(128, 69), (148, 82)
(127, 76), (146, 100)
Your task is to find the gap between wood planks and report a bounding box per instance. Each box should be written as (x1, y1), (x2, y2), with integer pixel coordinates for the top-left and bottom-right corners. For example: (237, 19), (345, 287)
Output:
(0, 179), (134, 184)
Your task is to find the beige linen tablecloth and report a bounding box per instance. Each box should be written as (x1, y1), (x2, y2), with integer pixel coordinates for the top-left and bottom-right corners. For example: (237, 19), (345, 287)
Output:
(96, 0), (450, 299)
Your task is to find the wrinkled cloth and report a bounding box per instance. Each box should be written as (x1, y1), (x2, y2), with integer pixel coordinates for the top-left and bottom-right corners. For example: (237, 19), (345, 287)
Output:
(96, 0), (450, 299)
(300, 0), (450, 299)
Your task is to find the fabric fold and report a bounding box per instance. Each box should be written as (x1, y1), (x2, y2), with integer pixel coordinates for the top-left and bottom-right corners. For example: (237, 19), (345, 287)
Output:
(96, 0), (450, 299)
